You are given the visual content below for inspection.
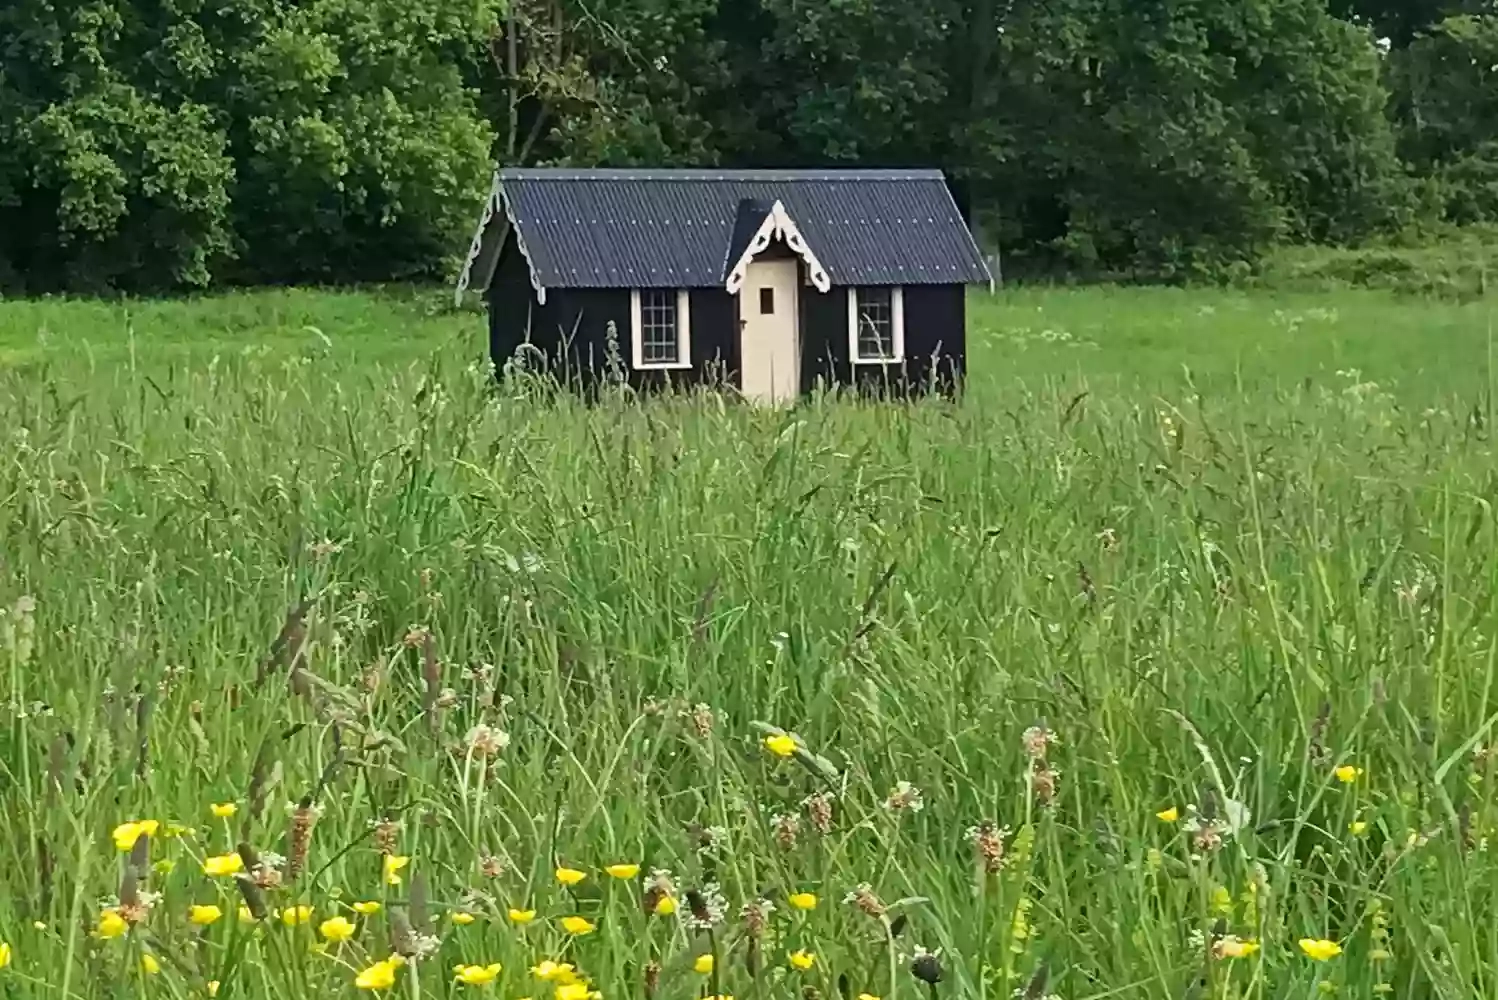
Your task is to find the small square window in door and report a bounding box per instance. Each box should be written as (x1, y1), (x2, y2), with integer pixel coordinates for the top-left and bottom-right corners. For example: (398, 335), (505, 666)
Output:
(759, 287), (775, 314)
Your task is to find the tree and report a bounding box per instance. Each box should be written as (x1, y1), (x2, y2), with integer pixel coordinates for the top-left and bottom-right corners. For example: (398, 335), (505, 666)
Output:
(1393, 13), (1498, 222)
(0, 0), (502, 290)
(481, 0), (721, 167)
(0, 0), (235, 290)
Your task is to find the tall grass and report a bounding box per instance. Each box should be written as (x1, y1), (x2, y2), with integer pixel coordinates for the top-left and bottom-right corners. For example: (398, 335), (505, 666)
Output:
(1, 292), (1497, 999)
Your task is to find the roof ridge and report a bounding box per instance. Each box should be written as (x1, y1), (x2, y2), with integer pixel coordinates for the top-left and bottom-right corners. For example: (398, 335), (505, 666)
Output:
(497, 167), (947, 181)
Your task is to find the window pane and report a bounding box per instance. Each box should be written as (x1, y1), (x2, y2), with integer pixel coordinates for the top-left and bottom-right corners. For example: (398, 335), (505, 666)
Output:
(759, 287), (775, 315)
(855, 288), (894, 360)
(640, 289), (679, 364)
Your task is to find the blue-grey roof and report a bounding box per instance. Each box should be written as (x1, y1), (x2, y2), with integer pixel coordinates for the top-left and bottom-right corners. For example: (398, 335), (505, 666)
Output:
(460, 168), (990, 295)
(723, 197), (776, 283)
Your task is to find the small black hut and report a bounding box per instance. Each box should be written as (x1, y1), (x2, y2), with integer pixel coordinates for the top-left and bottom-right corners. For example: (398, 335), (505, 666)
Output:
(454, 168), (991, 402)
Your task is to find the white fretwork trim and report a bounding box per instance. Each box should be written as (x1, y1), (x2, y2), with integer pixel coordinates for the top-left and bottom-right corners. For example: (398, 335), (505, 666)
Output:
(452, 172), (548, 306)
(724, 200), (831, 296)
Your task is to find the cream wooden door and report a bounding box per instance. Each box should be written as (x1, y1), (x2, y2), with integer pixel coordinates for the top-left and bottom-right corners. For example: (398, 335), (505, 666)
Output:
(739, 259), (800, 404)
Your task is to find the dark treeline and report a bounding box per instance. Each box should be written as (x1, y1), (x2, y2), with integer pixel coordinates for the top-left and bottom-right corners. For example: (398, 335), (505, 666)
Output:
(0, 0), (1494, 293)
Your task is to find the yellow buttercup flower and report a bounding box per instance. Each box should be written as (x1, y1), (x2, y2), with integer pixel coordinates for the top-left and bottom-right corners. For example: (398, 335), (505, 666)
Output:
(1299, 938), (1343, 961)
(281, 905), (314, 927)
(604, 863), (640, 879)
(203, 853), (244, 877)
(787, 892), (817, 911)
(554, 985), (589, 1000)
(320, 916), (357, 942)
(508, 908), (536, 924)
(238, 905), (260, 924)
(653, 896), (677, 916)
(383, 855), (410, 886)
(764, 734), (797, 758)
(97, 910), (129, 939)
(355, 958), (403, 990)
(189, 905), (224, 926)
(141, 954), (162, 975)
(1155, 807), (1179, 823)
(789, 950), (816, 971)
(694, 954), (714, 974)
(858, 995), (880, 1000)
(559, 916), (595, 935)
(352, 901), (382, 916)
(532, 961), (578, 984)
(210, 802), (237, 819)
(208, 981), (220, 996)
(454, 963), (503, 986)
(0, 942), (11, 970)
(1215, 936), (1260, 959)
(1349, 820), (1369, 836)
(1334, 765), (1363, 784)
(555, 867), (586, 886)
(452, 912), (477, 926)
(112, 821), (158, 852)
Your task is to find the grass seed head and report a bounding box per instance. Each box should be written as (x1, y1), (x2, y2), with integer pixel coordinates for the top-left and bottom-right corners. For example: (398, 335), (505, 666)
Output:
(845, 883), (886, 919)
(463, 724), (510, 758)
(771, 812), (800, 850)
(361, 657), (387, 693)
(1308, 700), (1331, 763)
(285, 801), (318, 881)
(741, 898), (773, 938)
(884, 781), (924, 813)
(968, 821), (1010, 874)
(1030, 764), (1060, 807)
(804, 792), (834, 834)
(252, 853), (286, 890)
(687, 703), (716, 738)
(116, 899), (151, 925)
(374, 819), (400, 856)
(1021, 723), (1055, 761)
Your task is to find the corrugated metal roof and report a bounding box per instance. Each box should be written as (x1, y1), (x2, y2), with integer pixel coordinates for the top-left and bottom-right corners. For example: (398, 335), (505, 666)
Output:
(480, 168), (990, 291)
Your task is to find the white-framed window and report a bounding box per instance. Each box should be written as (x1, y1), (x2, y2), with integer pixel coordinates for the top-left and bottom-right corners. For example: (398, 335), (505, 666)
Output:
(848, 286), (905, 364)
(630, 288), (692, 369)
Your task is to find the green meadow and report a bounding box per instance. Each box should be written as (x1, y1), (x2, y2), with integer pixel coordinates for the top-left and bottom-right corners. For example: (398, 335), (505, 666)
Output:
(1, 285), (1497, 1000)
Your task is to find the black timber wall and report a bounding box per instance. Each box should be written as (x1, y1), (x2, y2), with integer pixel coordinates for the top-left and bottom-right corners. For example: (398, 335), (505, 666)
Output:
(488, 231), (538, 370)
(798, 283), (965, 397)
(489, 238), (734, 392)
(489, 235), (964, 397)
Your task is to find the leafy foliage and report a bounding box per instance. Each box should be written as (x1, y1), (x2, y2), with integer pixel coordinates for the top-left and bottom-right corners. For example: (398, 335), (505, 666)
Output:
(0, 0), (501, 291)
(0, 0), (1494, 289)
(1393, 13), (1498, 225)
